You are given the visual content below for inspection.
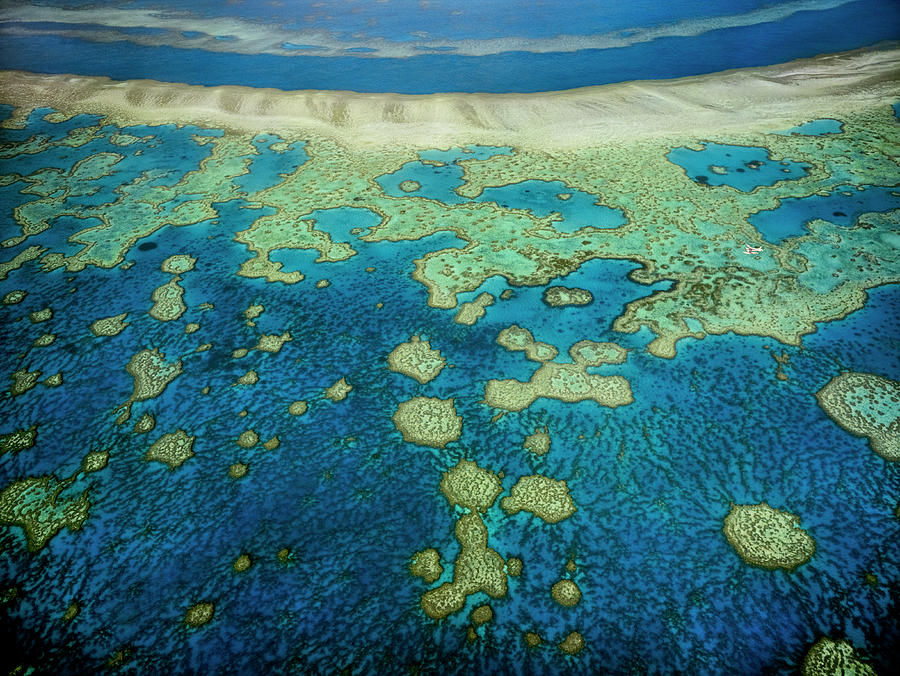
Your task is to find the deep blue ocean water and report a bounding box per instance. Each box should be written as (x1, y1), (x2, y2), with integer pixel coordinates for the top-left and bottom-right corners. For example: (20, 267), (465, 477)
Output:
(1, 1), (899, 92)
(1, 104), (899, 675)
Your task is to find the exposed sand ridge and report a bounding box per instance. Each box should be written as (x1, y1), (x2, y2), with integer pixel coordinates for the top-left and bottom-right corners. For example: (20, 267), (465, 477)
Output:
(0, 45), (897, 150)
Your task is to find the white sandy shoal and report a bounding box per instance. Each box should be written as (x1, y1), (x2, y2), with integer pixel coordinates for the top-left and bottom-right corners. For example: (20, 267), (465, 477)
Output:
(0, 45), (898, 150)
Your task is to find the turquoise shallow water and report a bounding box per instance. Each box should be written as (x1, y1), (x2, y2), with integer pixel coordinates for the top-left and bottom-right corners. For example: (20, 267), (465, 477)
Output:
(0, 104), (899, 674)
(666, 142), (811, 191)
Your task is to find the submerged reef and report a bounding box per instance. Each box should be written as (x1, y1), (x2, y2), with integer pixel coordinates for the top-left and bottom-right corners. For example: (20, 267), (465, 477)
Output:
(543, 286), (593, 307)
(149, 277), (187, 322)
(410, 548), (443, 584)
(145, 430), (196, 469)
(816, 372), (900, 461)
(454, 292), (494, 325)
(559, 631), (586, 655)
(393, 397), (462, 448)
(501, 475), (577, 523)
(497, 325), (558, 362)
(9, 369), (41, 397)
(439, 459), (504, 513)
(0, 475), (90, 552)
(484, 361), (632, 412)
(387, 335), (446, 384)
(255, 331), (292, 353)
(723, 502), (815, 571)
(1, 49), (899, 673)
(0, 426), (37, 455)
(801, 637), (877, 676)
(523, 427), (551, 456)
(470, 604), (493, 626)
(133, 413), (156, 434)
(91, 312), (128, 338)
(324, 377), (352, 402)
(551, 579), (582, 607)
(184, 601), (215, 628)
(487, 332), (632, 411)
(120, 349), (183, 421)
(421, 513), (507, 620)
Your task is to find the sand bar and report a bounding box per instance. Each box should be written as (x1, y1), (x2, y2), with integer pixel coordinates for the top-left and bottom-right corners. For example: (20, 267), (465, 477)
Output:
(1, 46), (898, 150)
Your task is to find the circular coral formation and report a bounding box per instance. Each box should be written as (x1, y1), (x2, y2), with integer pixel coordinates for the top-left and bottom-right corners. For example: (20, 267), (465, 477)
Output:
(184, 601), (214, 628)
(229, 463), (248, 479)
(315, 279), (330, 289)
(232, 348), (249, 359)
(392, 396), (463, 449)
(551, 579), (582, 607)
(506, 557), (523, 576)
(723, 502), (815, 571)
(543, 286), (593, 307)
(524, 632), (542, 648)
(410, 548), (443, 583)
(233, 554), (252, 572)
(801, 637), (876, 676)
(399, 180), (421, 192)
(816, 371), (900, 461)
(160, 254), (196, 275)
(145, 430), (195, 469)
(288, 401), (308, 416)
(523, 428), (551, 455)
(559, 631), (585, 655)
(43, 373), (63, 388)
(184, 323), (199, 334)
(439, 459), (503, 512)
(501, 475), (577, 523)
(262, 436), (280, 451)
(470, 604), (493, 626)
(236, 430), (259, 448)
(387, 335), (446, 384)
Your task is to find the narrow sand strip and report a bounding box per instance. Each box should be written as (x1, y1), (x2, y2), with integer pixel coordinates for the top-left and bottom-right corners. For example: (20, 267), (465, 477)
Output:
(0, 45), (897, 149)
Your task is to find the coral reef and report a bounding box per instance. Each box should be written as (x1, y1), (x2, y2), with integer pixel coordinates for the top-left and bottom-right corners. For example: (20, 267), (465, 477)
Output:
(501, 475), (576, 523)
(393, 397), (462, 448)
(723, 502), (815, 571)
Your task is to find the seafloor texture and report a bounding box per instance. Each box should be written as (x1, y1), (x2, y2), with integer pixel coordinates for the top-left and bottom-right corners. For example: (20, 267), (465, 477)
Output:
(1, 55), (899, 674)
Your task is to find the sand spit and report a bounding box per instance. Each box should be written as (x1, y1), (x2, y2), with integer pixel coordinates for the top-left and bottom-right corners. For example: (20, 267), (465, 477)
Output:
(1, 46), (898, 150)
